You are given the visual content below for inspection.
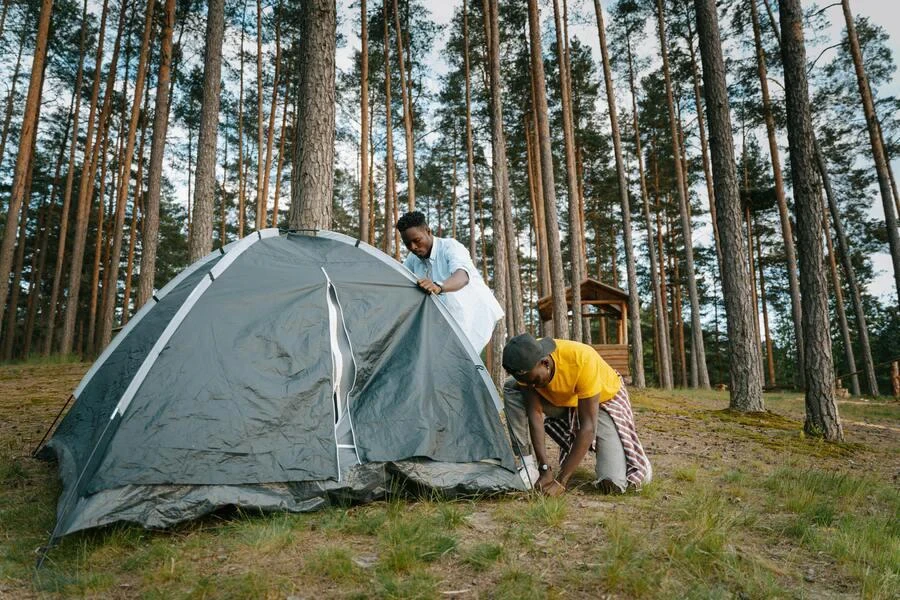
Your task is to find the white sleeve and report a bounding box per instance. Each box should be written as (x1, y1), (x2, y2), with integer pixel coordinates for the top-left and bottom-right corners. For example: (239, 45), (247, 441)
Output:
(444, 239), (477, 279)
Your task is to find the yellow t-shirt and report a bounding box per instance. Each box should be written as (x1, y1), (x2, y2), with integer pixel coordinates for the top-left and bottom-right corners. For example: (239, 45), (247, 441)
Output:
(535, 339), (621, 406)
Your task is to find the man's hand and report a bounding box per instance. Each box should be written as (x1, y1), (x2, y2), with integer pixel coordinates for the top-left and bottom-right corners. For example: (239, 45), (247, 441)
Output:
(416, 278), (442, 295)
(538, 476), (566, 497)
(535, 469), (555, 491)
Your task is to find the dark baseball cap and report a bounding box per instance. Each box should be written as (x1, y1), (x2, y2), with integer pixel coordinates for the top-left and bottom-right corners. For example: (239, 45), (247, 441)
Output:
(502, 334), (556, 374)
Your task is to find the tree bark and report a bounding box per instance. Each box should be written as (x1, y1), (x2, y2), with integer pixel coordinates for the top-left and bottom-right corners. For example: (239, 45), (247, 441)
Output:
(98, 0), (156, 350)
(463, 0), (477, 261)
(359, 0), (370, 242)
(753, 213), (776, 387)
(626, 32), (672, 389)
(0, 25), (27, 178)
(484, 0), (524, 335)
(841, 0), (900, 306)
(694, 0), (764, 411)
(482, 0), (509, 384)
(259, 13), (281, 228)
(657, 0), (708, 388)
(4, 111), (41, 359)
(392, 0), (415, 211)
(122, 106), (150, 326)
(594, 0), (644, 385)
(255, 0), (265, 229)
(26, 93), (75, 356)
(0, 0), (54, 342)
(823, 209), (859, 396)
(273, 93), (289, 226)
(237, 2), (247, 238)
(44, 0), (92, 355)
(779, 0), (842, 439)
(289, 0), (335, 230)
(526, 0), (568, 339)
(138, 0), (176, 313)
(187, 0), (226, 263)
(815, 137), (879, 397)
(749, 0), (805, 383)
(381, 0), (395, 253)
(681, 8), (722, 279)
(551, 0), (584, 343)
(61, 0), (128, 355)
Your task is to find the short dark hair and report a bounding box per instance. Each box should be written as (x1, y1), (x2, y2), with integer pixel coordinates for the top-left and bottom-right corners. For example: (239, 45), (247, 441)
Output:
(396, 211), (427, 232)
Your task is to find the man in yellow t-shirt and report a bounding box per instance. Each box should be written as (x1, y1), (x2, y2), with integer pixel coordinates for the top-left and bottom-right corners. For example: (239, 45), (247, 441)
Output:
(502, 334), (652, 496)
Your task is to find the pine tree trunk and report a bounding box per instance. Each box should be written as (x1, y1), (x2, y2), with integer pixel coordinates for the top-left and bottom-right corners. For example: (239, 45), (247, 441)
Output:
(682, 12), (722, 278)
(749, 0), (805, 384)
(359, 0), (370, 242)
(237, 2), (247, 238)
(753, 214), (776, 387)
(122, 109), (150, 326)
(88, 134), (113, 355)
(463, 0), (476, 261)
(485, 0), (524, 335)
(392, 0), (415, 211)
(627, 33), (672, 389)
(841, 0), (900, 306)
(815, 137), (879, 397)
(551, 0), (584, 343)
(482, 0), (509, 384)
(0, 0), (10, 42)
(526, 115), (550, 301)
(0, 26), (26, 176)
(0, 0), (54, 342)
(255, 0), (265, 228)
(382, 0), (395, 253)
(779, 0), (842, 439)
(823, 211), (860, 396)
(98, 0), (155, 350)
(289, 0), (335, 230)
(187, 0), (225, 263)
(656, 0), (708, 387)
(273, 94), (289, 227)
(61, 0), (128, 356)
(670, 217), (688, 387)
(4, 121), (40, 359)
(527, 0), (568, 339)
(694, 0), (764, 411)
(43, 0), (91, 356)
(594, 0), (644, 384)
(26, 100), (74, 356)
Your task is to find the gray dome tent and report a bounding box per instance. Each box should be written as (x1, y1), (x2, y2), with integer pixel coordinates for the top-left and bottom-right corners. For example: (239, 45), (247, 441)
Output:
(40, 229), (522, 542)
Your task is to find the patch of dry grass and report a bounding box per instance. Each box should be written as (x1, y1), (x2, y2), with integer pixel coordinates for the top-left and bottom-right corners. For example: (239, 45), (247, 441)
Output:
(1, 362), (898, 599)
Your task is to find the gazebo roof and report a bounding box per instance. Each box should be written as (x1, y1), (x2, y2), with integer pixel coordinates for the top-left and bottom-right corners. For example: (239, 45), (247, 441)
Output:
(537, 278), (628, 321)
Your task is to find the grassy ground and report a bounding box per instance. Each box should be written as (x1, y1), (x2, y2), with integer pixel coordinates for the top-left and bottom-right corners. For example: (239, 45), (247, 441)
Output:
(1, 362), (897, 599)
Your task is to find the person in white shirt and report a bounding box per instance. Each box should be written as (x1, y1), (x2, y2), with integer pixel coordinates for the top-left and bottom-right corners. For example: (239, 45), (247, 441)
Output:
(397, 211), (504, 353)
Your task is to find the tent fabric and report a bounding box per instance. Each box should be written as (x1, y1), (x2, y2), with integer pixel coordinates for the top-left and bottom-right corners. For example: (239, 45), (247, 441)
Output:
(43, 230), (522, 539)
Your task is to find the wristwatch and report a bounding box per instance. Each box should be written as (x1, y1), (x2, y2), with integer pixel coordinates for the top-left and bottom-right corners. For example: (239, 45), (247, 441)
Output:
(539, 463), (550, 473)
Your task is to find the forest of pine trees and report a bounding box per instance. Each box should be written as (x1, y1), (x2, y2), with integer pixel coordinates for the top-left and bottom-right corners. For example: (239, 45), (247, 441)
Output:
(1, 0), (899, 440)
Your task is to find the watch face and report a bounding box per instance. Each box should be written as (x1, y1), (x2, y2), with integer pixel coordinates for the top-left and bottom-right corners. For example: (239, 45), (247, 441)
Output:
(540, 463), (550, 472)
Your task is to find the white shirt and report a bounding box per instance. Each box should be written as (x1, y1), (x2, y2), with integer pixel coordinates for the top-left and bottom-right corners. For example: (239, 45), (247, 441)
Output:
(403, 237), (504, 352)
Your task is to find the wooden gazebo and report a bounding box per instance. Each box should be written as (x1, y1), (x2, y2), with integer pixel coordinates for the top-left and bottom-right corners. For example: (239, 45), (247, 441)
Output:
(537, 278), (631, 380)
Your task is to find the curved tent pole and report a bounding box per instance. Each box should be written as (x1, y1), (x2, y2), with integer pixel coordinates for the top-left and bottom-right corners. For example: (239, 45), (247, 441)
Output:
(37, 229), (280, 567)
(316, 230), (504, 414)
(32, 244), (235, 459)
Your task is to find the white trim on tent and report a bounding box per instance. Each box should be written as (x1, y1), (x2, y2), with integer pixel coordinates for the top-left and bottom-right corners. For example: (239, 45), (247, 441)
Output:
(73, 241), (240, 399)
(329, 272), (362, 466)
(110, 229), (280, 419)
(317, 230), (503, 414)
(322, 267), (362, 479)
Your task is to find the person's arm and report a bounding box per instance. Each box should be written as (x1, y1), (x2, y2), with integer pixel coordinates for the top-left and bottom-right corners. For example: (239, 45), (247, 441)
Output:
(525, 388), (555, 491)
(553, 394), (599, 490)
(417, 269), (469, 294)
